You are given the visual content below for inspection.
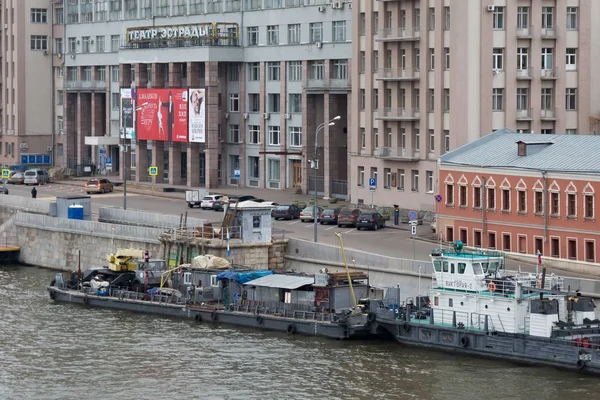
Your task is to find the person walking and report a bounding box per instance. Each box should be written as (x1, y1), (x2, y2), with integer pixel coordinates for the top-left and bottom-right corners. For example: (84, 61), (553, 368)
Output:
(31, 186), (37, 199)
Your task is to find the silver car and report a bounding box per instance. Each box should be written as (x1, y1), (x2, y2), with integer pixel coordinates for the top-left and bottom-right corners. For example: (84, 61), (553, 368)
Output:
(300, 206), (323, 222)
(24, 169), (50, 185)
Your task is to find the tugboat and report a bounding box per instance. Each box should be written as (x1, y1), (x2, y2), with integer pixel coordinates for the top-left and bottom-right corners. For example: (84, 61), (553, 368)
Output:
(376, 241), (600, 374)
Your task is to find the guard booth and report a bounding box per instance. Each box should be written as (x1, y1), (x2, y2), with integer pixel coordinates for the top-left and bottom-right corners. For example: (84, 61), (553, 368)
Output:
(232, 201), (274, 243)
(50, 194), (92, 221)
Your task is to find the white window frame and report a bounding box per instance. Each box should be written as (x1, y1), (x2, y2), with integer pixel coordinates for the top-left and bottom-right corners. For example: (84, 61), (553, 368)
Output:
(229, 124), (240, 143)
(426, 171), (434, 193)
(541, 48), (553, 71)
(566, 48), (577, 71)
(229, 94), (239, 112)
(248, 125), (260, 144)
(492, 48), (504, 70)
(493, 6), (505, 30)
(565, 88), (577, 110)
(267, 25), (279, 45)
(268, 126), (280, 146)
(289, 127), (302, 147)
(492, 88), (504, 111)
(566, 7), (578, 30)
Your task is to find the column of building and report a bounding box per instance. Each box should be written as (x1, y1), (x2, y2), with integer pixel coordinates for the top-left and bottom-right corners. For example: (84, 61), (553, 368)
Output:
(238, 63), (247, 188)
(278, 60), (288, 189)
(205, 61), (220, 188)
(186, 61), (201, 187)
(119, 64), (131, 181)
(168, 62), (183, 185)
(76, 66), (91, 166)
(301, 60), (311, 194)
(151, 64), (166, 181)
(258, 62), (267, 189)
(134, 64), (149, 182)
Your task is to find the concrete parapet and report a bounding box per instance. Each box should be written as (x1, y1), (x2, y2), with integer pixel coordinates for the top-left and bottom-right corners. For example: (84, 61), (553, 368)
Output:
(98, 207), (207, 229)
(0, 195), (51, 214)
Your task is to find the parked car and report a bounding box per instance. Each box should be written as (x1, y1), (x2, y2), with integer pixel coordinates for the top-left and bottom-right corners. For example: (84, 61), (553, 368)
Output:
(85, 178), (114, 194)
(0, 184), (8, 195)
(212, 195), (256, 211)
(356, 212), (386, 230)
(300, 206), (323, 222)
(261, 201), (279, 217)
(200, 195), (222, 210)
(272, 204), (301, 220)
(23, 169), (50, 186)
(430, 216), (437, 233)
(337, 208), (361, 227)
(8, 172), (24, 185)
(319, 208), (341, 225)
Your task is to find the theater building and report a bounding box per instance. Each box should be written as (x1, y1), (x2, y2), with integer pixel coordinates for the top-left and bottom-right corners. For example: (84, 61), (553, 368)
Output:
(438, 129), (599, 264)
(57, 0), (351, 194)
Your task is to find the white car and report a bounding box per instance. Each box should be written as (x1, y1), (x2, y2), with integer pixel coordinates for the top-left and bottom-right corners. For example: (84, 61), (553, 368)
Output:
(200, 195), (222, 210)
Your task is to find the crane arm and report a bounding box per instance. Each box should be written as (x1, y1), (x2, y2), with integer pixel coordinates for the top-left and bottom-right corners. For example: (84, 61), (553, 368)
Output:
(335, 232), (357, 309)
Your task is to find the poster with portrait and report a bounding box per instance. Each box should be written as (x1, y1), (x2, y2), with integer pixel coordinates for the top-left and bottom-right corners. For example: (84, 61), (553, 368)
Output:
(136, 88), (188, 142)
(188, 88), (206, 143)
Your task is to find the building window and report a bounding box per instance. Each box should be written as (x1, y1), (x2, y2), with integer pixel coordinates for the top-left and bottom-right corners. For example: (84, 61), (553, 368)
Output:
(585, 241), (595, 262)
(429, 48), (435, 70)
(567, 193), (576, 217)
(414, 8), (420, 31)
(110, 35), (120, 52)
(492, 88), (504, 111)
(268, 126), (280, 146)
(332, 21), (346, 42)
(444, 48), (450, 70)
(397, 169), (405, 190)
(55, 7), (64, 24)
(566, 88), (577, 110)
(268, 62), (280, 81)
(444, 6), (450, 30)
(584, 194), (594, 219)
(111, 92), (120, 110)
(444, 130), (450, 152)
(503, 234), (511, 252)
(288, 24), (300, 44)
(247, 27), (259, 46)
(459, 185), (467, 207)
(493, 6), (505, 30)
(517, 88), (528, 110)
(288, 61), (302, 81)
(110, 65), (119, 82)
(566, 48), (577, 71)
(566, 7), (578, 30)
(310, 22), (323, 43)
(333, 60), (348, 80)
(542, 7), (554, 29)
(358, 166), (365, 186)
(414, 129), (420, 151)
(517, 190), (526, 213)
(247, 94), (259, 113)
(248, 125), (260, 144)
(566, 129), (577, 135)
(55, 38), (63, 54)
(517, 48), (528, 70)
(568, 239), (577, 260)
(31, 8), (48, 23)
(268, 94), (281, 113)
(360, 51), (366, 73)
(517, 7), (529, 29)
(444, 89), (450, 112)
(374, 11), (379, 34)
(541, 48), (553, 70)
(489, 232), (496, 249)
(96, 36), (105, 52)
(428, 129), (435, 152)
(541, 88), (553, 110)
(550, 192), (559, 215)
(424, 171), (434, 193)
(229, 94), (239, 112)
(534, 191), (543, 214)
(411, 170), (419, 192)
(384, 168), (391, 189)
(30, 35), (48, 50)
(359, 13), (366, 36)
(487, 187), (496, 209)
(248, 63), (260, 81)
(229, 125), (240, 143)
(492, 48), (504, 70)
(81, 36), (91, 53)
(309, 61), (325, 80)
(248, 156), (259, 178)
(429, 7), (435, 31)
(288, 94), (301, 113)
(446, 183), (454, 205)
(360, 128), (365, 148)
(541, 129), (553, 135)
(428, 89), (435, 112)
(267, 25), (279, 45)
(57, 116), (64, 133)
(473, 186), (482, 209)
(57, 90), (64, 105)
(268, 159), (280, 182)
(289, 127), (302, 147)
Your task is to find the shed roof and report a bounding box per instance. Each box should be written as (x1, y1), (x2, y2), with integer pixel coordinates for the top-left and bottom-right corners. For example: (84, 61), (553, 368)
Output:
(439, 128), (600, 174)
(243, 274), (315, 289)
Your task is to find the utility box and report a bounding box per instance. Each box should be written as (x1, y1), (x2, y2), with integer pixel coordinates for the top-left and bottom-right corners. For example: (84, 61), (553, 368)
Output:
(234, 201), (274, 243)
(186, 189), (209, 208)
(54, 194), (92, 221)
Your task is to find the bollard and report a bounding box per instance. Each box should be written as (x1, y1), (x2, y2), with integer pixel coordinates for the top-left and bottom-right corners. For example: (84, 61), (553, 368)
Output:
(393, 204), (400, 225)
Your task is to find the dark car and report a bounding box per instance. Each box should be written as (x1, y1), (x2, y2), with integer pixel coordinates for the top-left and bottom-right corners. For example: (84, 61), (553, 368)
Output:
(356, 212), (386, 230)
(337, 208), (361, 228)
(272, 204), (301, 220)
(212, 195), (257, 211)
(319, 208), (341, 225)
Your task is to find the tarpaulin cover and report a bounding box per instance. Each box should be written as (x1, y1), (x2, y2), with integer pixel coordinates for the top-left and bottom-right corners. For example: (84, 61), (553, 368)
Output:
(216, 270), (273, 284)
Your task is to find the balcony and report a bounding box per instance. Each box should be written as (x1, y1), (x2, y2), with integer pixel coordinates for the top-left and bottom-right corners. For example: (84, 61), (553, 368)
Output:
(516, 25), (533, 39)
(374, 147), (419, 161)
(541, 26), (558, 39)
(64, 80), (107, 91)
(540, 67), (558, 80)
(376, 28), (420, 42)
(375, 107), (420, 121)
(304, 78), (350, 92)
(540, 108), (556, 121)
(516, 67), (533, 80)
(376, 68), (419, 81)
(516, 108), (534, 121)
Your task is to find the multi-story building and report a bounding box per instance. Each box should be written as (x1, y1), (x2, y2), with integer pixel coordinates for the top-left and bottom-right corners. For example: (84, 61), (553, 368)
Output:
(350, 0), (600, 210)
(58, 0), (352, 195)
(0, 0), (57, 168)
(438, 129), (599, 264)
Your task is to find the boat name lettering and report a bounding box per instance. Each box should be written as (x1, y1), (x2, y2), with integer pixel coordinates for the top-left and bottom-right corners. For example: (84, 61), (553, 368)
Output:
(579, 353), (592, 362)
(444, 280), (472, 290)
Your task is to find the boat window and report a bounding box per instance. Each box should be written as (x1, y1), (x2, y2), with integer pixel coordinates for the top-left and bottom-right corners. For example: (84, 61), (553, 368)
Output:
(472, 263), (484, 275)
(183, 272), (192, 285)
(449, 298), (453, 307)
(458, 263), (466, 274)
(443, 262), (449, 272)
(433, 260), (442, 272)
(488, 262), (499, 274)
(451, 263), (455, 274)
(210, 275), (218, 287)
(481, 262), (489, 273)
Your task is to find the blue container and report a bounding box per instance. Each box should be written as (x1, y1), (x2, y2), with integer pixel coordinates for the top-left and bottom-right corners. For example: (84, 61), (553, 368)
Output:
(67, 205), (84, 220)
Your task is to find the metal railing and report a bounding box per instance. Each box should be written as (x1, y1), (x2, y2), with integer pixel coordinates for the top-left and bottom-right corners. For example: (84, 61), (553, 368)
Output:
(377, 28), (421, 40)
(376, 68), (419, 80)
(163, 225), (242, 241)
(304, 79), (351, 90)
(540, 67), (558, 79)
(374, 146), (418, 160)
(229, 299), (340, 322)
(540, 108), (556, 119)
(516, 25), (534, 38)
(375, 108), (420, 120)
(516, 67), (533, 79)
(516, 108), (533, 120)
(64, 80), (107, 90)
(330, 179), (347, 199)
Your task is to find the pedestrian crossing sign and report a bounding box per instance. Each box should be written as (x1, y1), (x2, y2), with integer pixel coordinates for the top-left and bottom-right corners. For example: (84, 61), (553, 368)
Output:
(148, 166), (158, 176)
(1, 169), (9, 179)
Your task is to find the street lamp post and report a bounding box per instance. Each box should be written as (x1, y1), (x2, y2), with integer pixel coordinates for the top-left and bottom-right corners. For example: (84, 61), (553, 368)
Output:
(121, 99), (148, 210)
(313, 115), (341, 243)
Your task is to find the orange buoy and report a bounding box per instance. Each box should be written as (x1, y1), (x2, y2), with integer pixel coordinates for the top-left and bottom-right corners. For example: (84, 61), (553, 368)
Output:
(487, 281), (497, 293)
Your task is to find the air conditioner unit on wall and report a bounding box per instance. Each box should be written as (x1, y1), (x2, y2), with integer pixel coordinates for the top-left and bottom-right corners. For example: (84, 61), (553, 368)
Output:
(317, 6), (325, 13)
(47, 146), (52, 152)
(316, 42), (323, 49)
(263, 113), (270, 120)
(333, 1), (343, 9)
(487, 5), (495, 12)
(243, 113), (248, 120)
(284, 113), (291, 120)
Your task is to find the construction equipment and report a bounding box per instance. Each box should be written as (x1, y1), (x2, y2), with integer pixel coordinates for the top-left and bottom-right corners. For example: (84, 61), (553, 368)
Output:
(106, 248), (146, 272)
(335, 232), (358, 309)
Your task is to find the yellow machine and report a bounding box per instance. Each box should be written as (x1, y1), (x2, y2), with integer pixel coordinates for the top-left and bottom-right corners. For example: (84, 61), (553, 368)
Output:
(106, 249), (146, 272)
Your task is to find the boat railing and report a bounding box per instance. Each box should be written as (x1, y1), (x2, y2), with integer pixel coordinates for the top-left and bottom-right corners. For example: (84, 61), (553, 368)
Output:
(229, 299), (344, 323)
(431, 242), (506, 259)
(513, 272), (564, 291)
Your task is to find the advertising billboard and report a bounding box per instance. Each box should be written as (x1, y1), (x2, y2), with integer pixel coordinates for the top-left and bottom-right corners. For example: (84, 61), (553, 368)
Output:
(136, 88), (188, 142)
(120, 88), (134, 139)
(188, 88), (206, 143)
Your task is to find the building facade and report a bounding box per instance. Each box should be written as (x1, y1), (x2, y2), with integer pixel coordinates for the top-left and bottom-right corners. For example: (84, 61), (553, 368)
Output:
(56, 0), (352, 195)
(350, 0), (600, 210)
(438, 129), (599, 265)
(0, 0), (57, 167)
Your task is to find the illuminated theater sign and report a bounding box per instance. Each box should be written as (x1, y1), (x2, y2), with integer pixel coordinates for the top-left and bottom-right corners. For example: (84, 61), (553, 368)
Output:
(127, 22), (239, 43)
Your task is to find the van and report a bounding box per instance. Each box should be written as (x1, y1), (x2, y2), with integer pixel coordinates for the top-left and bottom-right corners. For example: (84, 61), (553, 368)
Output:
(24, 169), (50, 186)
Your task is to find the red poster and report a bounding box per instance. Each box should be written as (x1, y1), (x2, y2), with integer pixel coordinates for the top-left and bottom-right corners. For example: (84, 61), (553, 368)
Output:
(136, 88), (188, 142)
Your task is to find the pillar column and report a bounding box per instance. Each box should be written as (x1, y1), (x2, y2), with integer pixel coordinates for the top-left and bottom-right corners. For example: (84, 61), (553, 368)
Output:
(152, 63), (165, 88)
(187, 61), (201, 87)
(301, 60), (310, 194)
(152, 141), (164, 182)
(64, 93), (78, 167)
(169, 142), (182, 185)
(169, 62), (182, 88)
(135, 139), (148, 182)
(90, 91), (98, 165)
(238, 63), (246, 188)
(77, 93), (91, 165)
(278, 60), (287, 190)
(119, 64), (132, 88)
(134, 63), (148, 88)
(119, 144), (131, 181)
(187, 142), (200, 187)
(205, 61), (220, 189)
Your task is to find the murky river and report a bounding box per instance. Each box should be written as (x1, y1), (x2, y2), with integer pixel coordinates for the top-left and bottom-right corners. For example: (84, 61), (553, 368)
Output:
(1, 265), (598, 400)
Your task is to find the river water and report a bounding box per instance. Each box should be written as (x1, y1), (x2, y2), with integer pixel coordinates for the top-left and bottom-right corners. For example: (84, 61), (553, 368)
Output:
(1, 265), (598, 400)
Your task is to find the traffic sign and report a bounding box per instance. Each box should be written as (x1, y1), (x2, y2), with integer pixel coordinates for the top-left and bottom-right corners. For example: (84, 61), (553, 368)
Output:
(435, 194), (443, 203)
(1, 169), (9, 179)
(411, 225), (417, 235)
(234, 168), (240, 179)
(148, 166), (158, 176)
(408, 210), (418, 221)
(409, 220), (418, 226)
(369, 177), (376, 187)
(105, 157), (112, 166)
